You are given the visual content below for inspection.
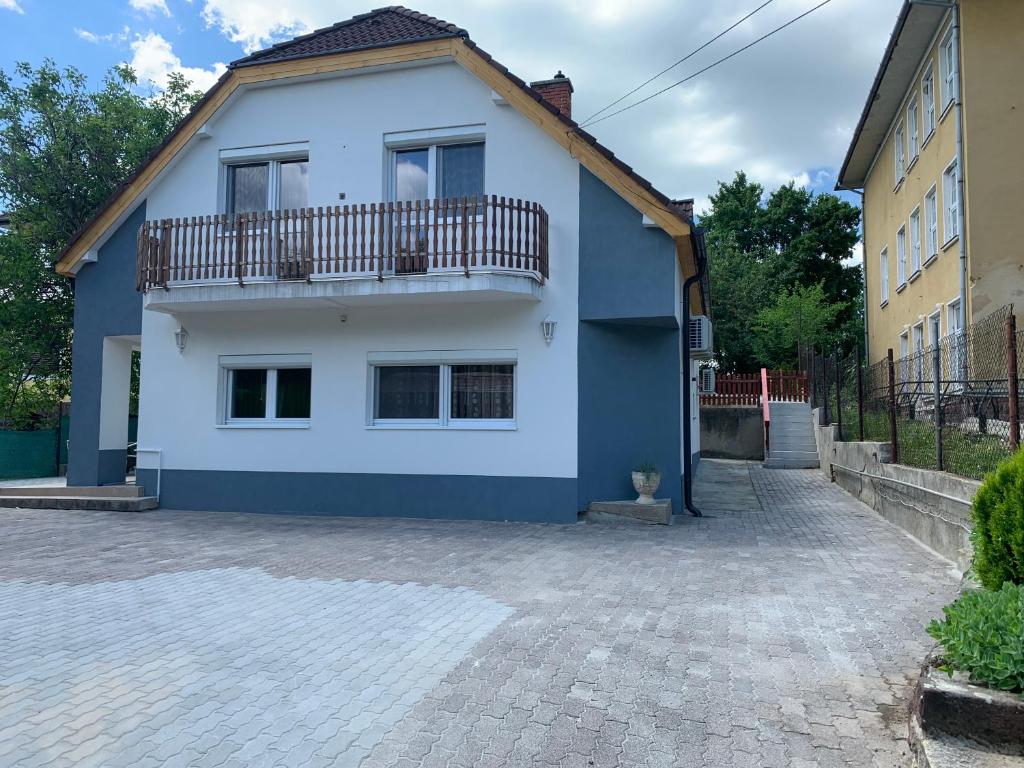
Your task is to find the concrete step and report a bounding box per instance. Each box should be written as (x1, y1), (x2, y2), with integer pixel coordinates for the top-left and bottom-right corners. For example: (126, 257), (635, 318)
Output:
(0, 485), (144, 498)
(914, 734), (1024, 767)
(586, 499), (672, 525)
(771, 441), (818, 452)
(0, 496), (158, 512)
(763, 457), (820, 469)
(769, 449), (819, 460)
(767, 402), (811, 413)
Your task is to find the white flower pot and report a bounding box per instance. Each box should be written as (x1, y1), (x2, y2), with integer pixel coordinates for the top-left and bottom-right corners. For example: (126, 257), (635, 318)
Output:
(631, 471), (661, 505)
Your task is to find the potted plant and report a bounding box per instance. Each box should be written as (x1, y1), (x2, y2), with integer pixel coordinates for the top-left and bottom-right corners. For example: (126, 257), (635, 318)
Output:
(632, 462), (661, 505)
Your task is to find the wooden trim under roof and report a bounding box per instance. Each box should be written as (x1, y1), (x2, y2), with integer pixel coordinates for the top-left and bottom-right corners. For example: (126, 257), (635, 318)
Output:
(56, 36), (692, 278)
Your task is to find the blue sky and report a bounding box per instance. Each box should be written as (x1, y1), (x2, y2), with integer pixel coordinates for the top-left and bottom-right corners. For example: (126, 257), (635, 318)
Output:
(1, 0), (898, 246)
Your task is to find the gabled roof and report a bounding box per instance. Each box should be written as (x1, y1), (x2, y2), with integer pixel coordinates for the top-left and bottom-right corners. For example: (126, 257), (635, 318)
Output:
(56, 6), (696, 294)
(836, 1), (948, 190)
(233, 7), (467, 67)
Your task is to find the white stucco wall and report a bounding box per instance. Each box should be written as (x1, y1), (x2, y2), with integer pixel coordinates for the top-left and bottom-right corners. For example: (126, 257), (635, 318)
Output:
(137, 58), (580, 479)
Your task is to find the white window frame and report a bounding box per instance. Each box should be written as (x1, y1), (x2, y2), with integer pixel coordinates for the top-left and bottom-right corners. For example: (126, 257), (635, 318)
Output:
(940, 27), (958, 112)
(922, 65), (936, 140)
(366, 350), (517, 431)
(924, 185), (938, 263)
(946, 297), (965, 388)
(896, 225), (907, 287)
(899, 330), (910, 382)
(219, 143), (310, 214)
(909, 207), (922, 276)
(912, 322), (925, 384)
(383, 126), (486, 203)
(942, 159), (959, 245)
(907, 97), (919, 162)
(928, 309), (942, 346)
(880, 247), (890, 305)
(894, 122), (905, 184)
(217, 353), (312, 428)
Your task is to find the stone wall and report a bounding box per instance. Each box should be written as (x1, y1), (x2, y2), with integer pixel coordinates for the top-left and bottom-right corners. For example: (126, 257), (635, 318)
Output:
(813, 409), (977, 573)
(700, 407), (764, 461)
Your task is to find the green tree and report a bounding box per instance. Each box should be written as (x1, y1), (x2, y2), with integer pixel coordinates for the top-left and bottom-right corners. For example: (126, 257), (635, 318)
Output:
(751, 283), (845, 370)
(0, 61), (202, 427)
(703, 171), (862, 371)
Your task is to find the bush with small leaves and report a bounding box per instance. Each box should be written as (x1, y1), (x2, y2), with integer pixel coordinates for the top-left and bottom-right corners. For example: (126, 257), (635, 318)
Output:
(927, 583), (1024, 693)
(971, 448), (1024, 590)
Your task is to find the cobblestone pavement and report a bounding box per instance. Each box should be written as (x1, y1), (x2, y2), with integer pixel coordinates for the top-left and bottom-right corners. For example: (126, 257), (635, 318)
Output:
(0, 461), (960, 767)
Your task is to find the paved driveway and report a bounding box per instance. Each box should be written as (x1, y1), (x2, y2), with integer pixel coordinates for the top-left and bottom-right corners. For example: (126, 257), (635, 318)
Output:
(0, 461), (959, 767)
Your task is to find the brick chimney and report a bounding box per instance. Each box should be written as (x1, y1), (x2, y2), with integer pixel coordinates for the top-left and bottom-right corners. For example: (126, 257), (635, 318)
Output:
(530, 71), (573, 119)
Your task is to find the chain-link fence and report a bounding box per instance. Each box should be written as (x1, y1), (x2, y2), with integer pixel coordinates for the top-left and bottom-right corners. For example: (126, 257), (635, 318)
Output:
(805, 305), (1021, 480)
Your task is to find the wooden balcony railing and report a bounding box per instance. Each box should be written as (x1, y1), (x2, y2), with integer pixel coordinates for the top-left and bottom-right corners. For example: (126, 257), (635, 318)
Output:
(136, 196), (549, 293)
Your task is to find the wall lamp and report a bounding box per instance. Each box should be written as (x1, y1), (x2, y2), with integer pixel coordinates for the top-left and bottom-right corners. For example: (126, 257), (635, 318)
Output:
(174, 324), (190, 354)
(541, 316), (557, 345)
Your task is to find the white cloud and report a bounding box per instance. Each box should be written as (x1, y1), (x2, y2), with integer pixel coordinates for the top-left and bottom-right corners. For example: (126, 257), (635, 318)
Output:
(200, 0), (311, 53)
(847, 241), (864, 266)
(193, 0), (900, 205)
(0, 0), (24, 14)
(76, 26), (131, 45)
(130, 0), (172, 17)
(129, 31), (226, 92)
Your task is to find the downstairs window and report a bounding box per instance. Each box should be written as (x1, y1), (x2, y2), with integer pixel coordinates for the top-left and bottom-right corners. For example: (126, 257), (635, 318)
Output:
(220, 354), (311, 426)
(368, 352), (515, 429)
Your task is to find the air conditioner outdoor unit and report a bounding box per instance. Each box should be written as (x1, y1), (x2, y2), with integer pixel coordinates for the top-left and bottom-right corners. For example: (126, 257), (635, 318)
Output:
(688, 315), (714, 359)
(698, 367), (716, 394)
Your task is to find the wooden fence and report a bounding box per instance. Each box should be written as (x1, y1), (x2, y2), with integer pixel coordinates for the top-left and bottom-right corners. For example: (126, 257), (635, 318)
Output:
(701, 369), (808, 407)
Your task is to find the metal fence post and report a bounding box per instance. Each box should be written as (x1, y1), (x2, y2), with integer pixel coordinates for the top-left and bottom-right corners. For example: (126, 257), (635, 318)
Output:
(856, 348), (865, 441)
(1008, 313), (1020, 451)
(822, 353), (830, 425)
(835, 346), (843, 438)
(887, 348), (899, 463)
(933, 341), (943, 472)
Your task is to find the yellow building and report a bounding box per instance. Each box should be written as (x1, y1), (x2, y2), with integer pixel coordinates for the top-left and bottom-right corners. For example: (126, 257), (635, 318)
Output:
(838, 0), (1024, 364)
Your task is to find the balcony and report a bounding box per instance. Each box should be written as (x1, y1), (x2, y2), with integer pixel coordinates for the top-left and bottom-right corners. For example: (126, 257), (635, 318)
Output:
(136, 196), (549, 313)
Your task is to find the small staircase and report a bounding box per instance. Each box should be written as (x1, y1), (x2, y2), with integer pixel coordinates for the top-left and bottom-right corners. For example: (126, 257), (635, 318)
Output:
(764, 401), (820, 469)
(0, 485), (158, 512)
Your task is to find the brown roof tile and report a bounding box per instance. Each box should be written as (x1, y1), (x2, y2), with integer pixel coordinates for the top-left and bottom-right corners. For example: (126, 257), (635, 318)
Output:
(232, 6), (466, 67)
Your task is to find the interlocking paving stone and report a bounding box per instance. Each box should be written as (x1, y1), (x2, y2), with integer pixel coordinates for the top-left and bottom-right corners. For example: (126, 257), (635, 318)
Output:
(0, 460), (959, 766)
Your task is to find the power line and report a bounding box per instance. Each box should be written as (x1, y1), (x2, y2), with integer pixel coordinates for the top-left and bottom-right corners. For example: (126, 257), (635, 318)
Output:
(580, 0), (834, 129)
(580, 0), (777, 126)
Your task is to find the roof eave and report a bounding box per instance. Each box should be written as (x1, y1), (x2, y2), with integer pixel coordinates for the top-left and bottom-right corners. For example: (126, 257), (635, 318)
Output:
(837, 1), (913, 190)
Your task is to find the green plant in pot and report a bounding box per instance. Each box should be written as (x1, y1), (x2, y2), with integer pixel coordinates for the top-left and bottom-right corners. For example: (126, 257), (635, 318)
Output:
(632, 462), (660, 505)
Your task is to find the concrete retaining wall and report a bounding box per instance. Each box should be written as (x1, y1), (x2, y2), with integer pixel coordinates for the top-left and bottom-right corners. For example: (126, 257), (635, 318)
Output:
(813, 409), (977, 573)
(700, 407), (764, 461)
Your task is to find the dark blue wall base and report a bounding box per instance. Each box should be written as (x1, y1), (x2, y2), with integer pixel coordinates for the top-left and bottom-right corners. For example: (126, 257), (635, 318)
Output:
(99, 449), (128, 485)
(136, 469), (579, 523)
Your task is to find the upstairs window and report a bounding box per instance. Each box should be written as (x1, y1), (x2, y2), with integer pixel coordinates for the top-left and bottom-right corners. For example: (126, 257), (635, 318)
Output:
(909, 207), (921, 274)
(943, 160), (959, 243)
(925, 186), (938, 260)
(896, 225), (907, 286)
(907, 97), (919, 161)
(880, 247), (890, 304)
(226, 157), (308, 214)
(922, 65), (936, 137)
(393, 142), (485, 202)
(894, 122), (905, 183)
(940, 28), (958, 109)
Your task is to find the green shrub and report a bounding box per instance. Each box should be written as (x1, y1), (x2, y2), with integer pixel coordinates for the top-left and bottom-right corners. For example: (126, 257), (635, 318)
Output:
(971, 449), (1024, 590)
(927, 584), (1024, 693)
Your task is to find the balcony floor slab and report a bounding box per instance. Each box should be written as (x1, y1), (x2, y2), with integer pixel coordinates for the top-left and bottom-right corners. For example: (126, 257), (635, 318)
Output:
(143, 271), (543, 314)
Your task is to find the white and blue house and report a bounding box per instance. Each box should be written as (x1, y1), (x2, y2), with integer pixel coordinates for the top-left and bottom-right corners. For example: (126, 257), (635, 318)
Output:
(57, 7), (711, 522)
